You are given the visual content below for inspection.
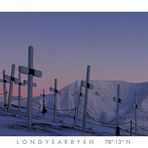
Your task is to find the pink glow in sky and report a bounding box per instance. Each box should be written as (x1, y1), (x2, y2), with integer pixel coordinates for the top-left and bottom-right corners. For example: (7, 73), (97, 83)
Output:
(0, 12), (148, 97)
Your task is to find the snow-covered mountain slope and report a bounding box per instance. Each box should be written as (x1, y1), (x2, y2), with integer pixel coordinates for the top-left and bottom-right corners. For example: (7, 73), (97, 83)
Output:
(46, 80), (148, 135)
(1, 80), (148, 136)
(52, 80), (148, 122)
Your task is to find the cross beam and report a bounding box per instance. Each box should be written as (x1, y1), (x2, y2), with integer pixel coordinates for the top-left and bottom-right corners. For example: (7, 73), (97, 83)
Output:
(5, 74), (20, 84)
(23, 80), (37, 87)
(19, 66), (42, 78)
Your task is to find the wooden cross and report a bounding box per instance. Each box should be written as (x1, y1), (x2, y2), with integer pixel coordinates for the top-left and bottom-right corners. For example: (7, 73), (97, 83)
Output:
(82, 65), (93, 131)
(14, 73), (25, 111)
(5, 64), (21, 111)
(19, 46), (42, 128)
(113, 84), (121, 136)
(49, 78), (61, 122)
(0, 70), (10, 111)
(133, 92), (138, 136)
(74, 80), (84, 127)
(41, 89), (47, 115)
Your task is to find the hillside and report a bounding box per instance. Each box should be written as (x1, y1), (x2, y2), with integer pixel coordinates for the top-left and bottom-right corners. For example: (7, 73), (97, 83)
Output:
(1, 80), (148, 135)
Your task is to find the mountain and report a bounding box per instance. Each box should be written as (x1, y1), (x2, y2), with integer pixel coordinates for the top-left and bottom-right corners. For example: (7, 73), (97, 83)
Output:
(53, 80), (148, 121)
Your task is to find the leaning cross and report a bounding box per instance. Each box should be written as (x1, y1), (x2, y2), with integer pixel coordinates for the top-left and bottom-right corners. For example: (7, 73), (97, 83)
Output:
(5, 64), (21, 111)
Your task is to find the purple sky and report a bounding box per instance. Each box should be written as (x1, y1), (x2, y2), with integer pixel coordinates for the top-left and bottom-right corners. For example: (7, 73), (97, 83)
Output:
(0, 12), (148, 96)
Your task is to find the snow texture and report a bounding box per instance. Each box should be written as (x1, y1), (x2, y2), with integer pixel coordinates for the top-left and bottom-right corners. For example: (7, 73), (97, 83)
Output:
(1, 80), (148, 136)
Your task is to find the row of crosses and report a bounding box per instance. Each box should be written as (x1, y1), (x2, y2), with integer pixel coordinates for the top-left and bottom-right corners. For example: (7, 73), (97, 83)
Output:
(0, 46), (42, 128)
(0, 46), (139, 135)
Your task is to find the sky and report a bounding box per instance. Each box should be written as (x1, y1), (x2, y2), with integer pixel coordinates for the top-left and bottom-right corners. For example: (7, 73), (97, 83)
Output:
(0, 12), (148, 97)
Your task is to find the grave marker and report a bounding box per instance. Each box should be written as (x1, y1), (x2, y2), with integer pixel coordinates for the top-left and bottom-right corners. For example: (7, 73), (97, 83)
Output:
(74, 81), (84, 127)
(5, 66), (23, 112)
(0, 70), (9, 111)
(14, 73), (25, 111)
(41, 89), (47, 115)
(134, 92), (138, 136)
(19, 46), (42, 128)
(50, 78), (60, 122)
(7, 64), (15, 111)
(113, 84), (121, 136)
(82, 65), (93, 131)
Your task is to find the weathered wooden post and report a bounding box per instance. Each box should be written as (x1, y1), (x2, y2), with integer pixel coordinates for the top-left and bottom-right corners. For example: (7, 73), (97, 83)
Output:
(82, 65), (93, 131)
(7, 64), (15, 111)
(19, 46), (42, 128)
(0, 70), (9, 111)
(134, 92), (138, 136)
(50, 78), (61, 122)
(41, 89), (47, 115)
(113, 84), (121, 136)
(14, 73), (25, 111)
(74, 81), (84, 127)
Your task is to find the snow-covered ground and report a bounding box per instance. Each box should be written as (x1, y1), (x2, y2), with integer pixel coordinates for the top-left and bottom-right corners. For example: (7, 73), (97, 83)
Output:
(1, 80), (148, 136)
